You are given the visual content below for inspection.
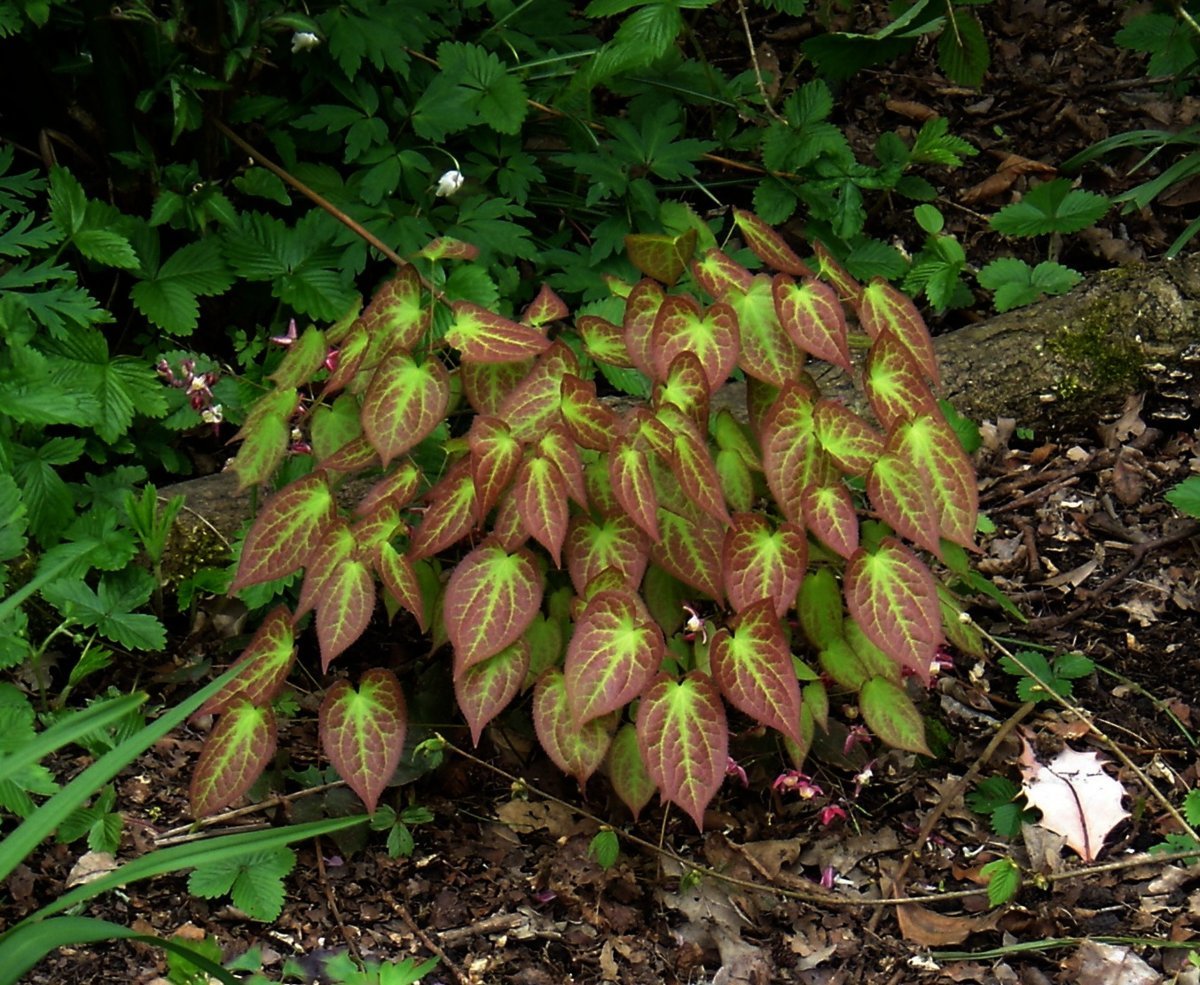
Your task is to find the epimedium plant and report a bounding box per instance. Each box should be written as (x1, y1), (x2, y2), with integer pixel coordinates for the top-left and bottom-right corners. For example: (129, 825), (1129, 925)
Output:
(193, 207), (980, 829)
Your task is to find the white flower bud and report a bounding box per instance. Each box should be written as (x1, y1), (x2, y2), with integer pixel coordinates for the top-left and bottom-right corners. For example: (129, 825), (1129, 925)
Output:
(291, 31), (321, 54)
(435, 169), (464, 198)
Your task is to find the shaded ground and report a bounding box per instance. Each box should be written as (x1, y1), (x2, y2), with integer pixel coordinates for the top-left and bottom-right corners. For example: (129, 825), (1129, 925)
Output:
(6, 2), (1200, 983)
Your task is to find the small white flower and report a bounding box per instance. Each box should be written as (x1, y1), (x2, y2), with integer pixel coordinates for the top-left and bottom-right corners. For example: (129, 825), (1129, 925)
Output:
(200, 404), (223, 425)
(435, 169), (464, 198)
(291, 31), (321, 54)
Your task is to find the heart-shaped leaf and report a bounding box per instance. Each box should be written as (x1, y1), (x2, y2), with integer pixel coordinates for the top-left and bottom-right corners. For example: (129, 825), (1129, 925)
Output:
(320, 669), (407, 813)
(191, 701), (277, 817)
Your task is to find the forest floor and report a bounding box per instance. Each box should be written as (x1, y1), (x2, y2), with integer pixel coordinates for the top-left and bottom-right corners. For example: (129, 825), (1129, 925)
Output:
(6, 2), (1200, 983)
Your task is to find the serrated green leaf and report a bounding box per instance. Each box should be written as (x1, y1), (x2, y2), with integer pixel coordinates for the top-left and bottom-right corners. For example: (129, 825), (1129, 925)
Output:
(188, 846), (295, 921)
(859, 675), (929, 754)
(606, 722), (656, 820)
(990, 179), (1110, 237)
(1166, 476), (1200, 518)
(980, 857), (1021, 908)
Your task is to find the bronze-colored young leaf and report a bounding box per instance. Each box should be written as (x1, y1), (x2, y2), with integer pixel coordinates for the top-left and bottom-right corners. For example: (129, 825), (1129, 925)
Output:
(560, 374), (619, 450)
(461, 358), (533, 415)
(650, 296), (739, 393)
(576, 314), (633, 368)
(728, 274), (807, 388)
(801, 476), (859, 559)
(497, 341), (580, 442)
(319, 669), (408, 813)
(609, 435), (660, 543)
(360, 350), (450, 467)
(408, 462), (478, 559)
(867, 452), (943, 558)
(858, 279), (939, 385)
(535, 424), (587, 507)
(658, 406), (729, 526)
(444, 541), (543, 673)
(197, 606), (296, 716)
(760, 382), (818, 523)
(692, 247), (753, 300)
(624, 228), (697, 286)
(418, 236), (480, 262)
(651, 505), (724, 603)
(228, 387), (300, 492)
(354, 459), (423, 517)
(564, 513), (650, 595)
(270, 325), (328, 390)
(447, 301), (552, 363)
(622, 279), (666, 380)
(812, 240), (862, 304)
(320, 434), (379, 474)
(190, 700), (278, 817)
(533, 669), (616, 785)
(521, 283), (569, 327)
(733, 208), (813, 276)
(889, 412), (979, 548)
(375, 541), (426, 633)
(606, 722), (657, 820)
(722, 513), (807, 618)
(468, 416), (523, 523)
(514, 453), (569, 566)
(296, 521), (356, 618)
(813, 400), (885, 477)
(655, 350), (711, 428)
(354, 263), (427, 361)
(772, 274), (853, 372)
(230, 471), (337, 593)
(455, 639), (530, 746)
(864, 331), (938, 431)
(315, 556), (375, 671)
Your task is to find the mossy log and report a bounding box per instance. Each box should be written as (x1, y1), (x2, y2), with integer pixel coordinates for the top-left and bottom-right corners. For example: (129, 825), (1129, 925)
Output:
(161, 254), (1200, 563)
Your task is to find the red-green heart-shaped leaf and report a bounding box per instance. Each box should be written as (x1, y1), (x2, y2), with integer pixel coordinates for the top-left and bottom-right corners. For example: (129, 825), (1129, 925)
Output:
(655, 350), (711, 428)
(864, 331), (938, 431)
(813, 399), (885, 476)
(515, 453), (569, 566)
(760, 382), (818, 523)
(375, 541), (426, 632)
(722, 513), (807, 618)
(231, 472), (336, 592)
(497, 341), (580, 442)
(636, 673), (728, 830)
(867, 452), (942, 557)
(577, 314), (633, 368)
(606, 723), (657, 820)
(710, 598), (803, 745)
(229, 387), (299, 492)
(622, 279), (665, 380)
(729, 274), (807, 388)
(860, 675), (930, 755)
(361, 350), (450, 467)
(296, 521), (356, 617)
(625, 228), (697, 286)
(468, 416), (522, 523)
(812, 240), (862, 303)
(320, 669), (407, 813)
(797, 567), (844, 650)
(801, 477), (859, 559)
(651, 505), (724, 603)
(461, 358), (532, 415)
(858, 279), (939, 384)
(190, 700), (277, 817)
(355, 459), (423, 517)
(565, 512), (650, 595)
(447, 301), (551, 363)
(444, 541), (543, 673)
(561, 374), (619, 450)
(455, 639), (530, 745)
(315, 557), (375, 670)
(888, 412), (978, 548)
(844, 538), (942, 683)
(535, 425), (586, 507)
(733, 208), (812, 276)
(772, 274), (853, 372)
(354, 264), (426, 361)
(610, 435), (660, 542)
(651, 296), (739, 393)
(322, 321), (370, 395)
(320, 435), (379, 474)
(565, 589), (664, 725)
(408, 462), (478, 559)
(522, 283), (569, 327)
(270, 325), (328, 390)
(198, 606), (296, 716)
(418, 236), (479, 261)
(533, 669), (615, 785)
(657, 406), (729, 526)
(692, 247), (753, 300)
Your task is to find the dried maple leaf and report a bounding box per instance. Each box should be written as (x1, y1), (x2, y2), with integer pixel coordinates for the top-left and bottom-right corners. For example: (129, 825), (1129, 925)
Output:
(1019, 739), (1129, 862)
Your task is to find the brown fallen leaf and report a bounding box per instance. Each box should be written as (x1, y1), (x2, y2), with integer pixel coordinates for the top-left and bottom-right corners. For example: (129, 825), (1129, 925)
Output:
(885, 99), (939, 122)
(896, 902), (1000, 946)
(960, 153), (1057, 204)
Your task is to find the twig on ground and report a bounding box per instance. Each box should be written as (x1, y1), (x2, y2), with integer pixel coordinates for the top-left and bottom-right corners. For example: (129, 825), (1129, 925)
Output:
(315, 834), (363, 966)
(381, 889), (469, 985)
(155, 781), (346, 844)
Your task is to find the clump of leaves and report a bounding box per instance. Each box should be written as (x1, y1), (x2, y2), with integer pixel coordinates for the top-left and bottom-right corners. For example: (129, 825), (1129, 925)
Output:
(967, 775), (1035, 838)
(194, 208), (981, 829)
(187, 846), (296, 922)
(999, 650), (1094, 703)
(989, 178), (1110, 238)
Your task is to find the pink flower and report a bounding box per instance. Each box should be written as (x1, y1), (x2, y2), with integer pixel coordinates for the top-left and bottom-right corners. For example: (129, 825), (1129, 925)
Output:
(772, 770), (823, 799)
(819, 805), (847, 826)
(820, 866), (836, 889)
(725, 757), (749, 787)
(270, 318), (299, 346)
(843, 725), (872, 756)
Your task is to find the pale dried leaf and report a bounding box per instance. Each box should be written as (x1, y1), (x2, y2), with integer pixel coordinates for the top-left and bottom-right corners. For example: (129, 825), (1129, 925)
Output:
(1064, 939), (1162, 985)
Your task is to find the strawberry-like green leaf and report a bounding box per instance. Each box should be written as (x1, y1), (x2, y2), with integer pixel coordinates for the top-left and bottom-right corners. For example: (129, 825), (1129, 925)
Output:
(561, 374), (619, 450)
(229, 387), (300, 492)
(867, 452), (942, 557)
(606, 723), (657, 820)
(773, 274), (853, 372)
(444, 541), (543, 673)
(455, 639), (530, 745)
(461, 358), (533, 415)
(231, 472), (336, 592)
(447, 301), (552, 363)
(521, 283), (569, 327)
(864, 331), (938, 431)
(813, 399), (885, 476)
(361, 350), (450, 467)
(190, 700), (277, 817)
(858, 279), (939, 384)
(889, 412), (979, 548)
(375, 541), (426, 632)
(319, 669), (407, 813)
(797, 567), (844, 650)
(860, 675), (930, 755)
(844, 538), (942, 683)
(515, 453), (569, 566)
(636, 673), (728, 830)
(468, 416), (523, 523)
(576, 314), (634, 368)
(692, 247), (753, 300)
(729, 274), (807, 388)
(565, 589), (664, 726)
(650, 296), (739, 393)
(812, 240), (862, 304)
(654, 350), (711, 428)
(711, 598), (803, 745)
(733, 208), (813, 276)
(315, 557), (375, 670)
(722, 513), (807, 618)
(497, 341), (580, 442)
(408, 462), (478, 559)
(651, 506), (724, 603)
(565, 513), (650, 595)
(198, 606), (296, 716)
(623, 278), (666, 380)
(533, 669), (616, 785)
(624, 228), (697, 286)
(418, 236), (479, 261)
(355, 263), (427, 366)
(610, 435), (660, 542)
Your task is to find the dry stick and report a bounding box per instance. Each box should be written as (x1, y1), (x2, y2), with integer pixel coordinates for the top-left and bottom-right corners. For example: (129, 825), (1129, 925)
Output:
(314, 833), (364, 966)
(155, 780), (347, 844)
(383, 892), (469, 985)
(735, 0), (788, 125)
(865, 700), (1037, 935)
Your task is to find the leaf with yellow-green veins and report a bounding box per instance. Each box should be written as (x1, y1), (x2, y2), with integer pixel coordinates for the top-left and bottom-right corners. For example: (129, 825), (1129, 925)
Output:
(315, 556), (375, 670)
(864, 331), (938, 431)
(714, 409), (761, 470)
(190, 700), (277, 817)
(654, 406), (728, 526)
(609, 435), (660, 542)
(655, 350), (710, 428)
(844, 618), (902, 683)
(733, 208), (813, 277)
(727, 274), (807, 388)
(408, 462), (478, 559)
(814, 400), (885, 476)
(565, 589), (664, 726)
(354, 459), (423, 517)
(375, 541), (426, 632)
(692, 247), (753, 300)
(229, 387), (300, 491)
(561, 374), (618, 451)
(533, 669), (616, 785)
(320, 435), (379, 474)
(418, 236), (479, 262)
(636, 673), (728, 830)
(270, 325), (327, 390)
(198, 606), (296, 716)
(651, 505), (724, 603)
(801, 475), (859, 559)
(514, 453), (569, 566)
(468, 416), (522, 523)
(447, 301), (551, 363)
(352, 503), (400, 556)
(578, 568), (632, 605)
(455, 639), (529, 745)
(723, 513), (807, 618)
(584, 454), (620, 517)
(523, 613), (564, 687)
(860, 676), (930, 755)
(565, 513), (650, 595)
(622, 279), (666, 380)
(797, 567), (844, 650)
(760, 382), (818, 523)
(444, 541), (542, 672)
(650, 297), (739, 393)
(606, 723), (657, 820)
(772, 274), (853, 373)
(576, 315), (633, 368)
(461, 358), (533, 415)
(711, 598), (803, 744)
(625, 229), (698, 286)
(296, 521), (356, 618)
(497, 341), (580, 442)
(360, 350), (450, 467)
(312, 395), (365, 463)
(867, 452), (942, 558)
(231, 472), (337, 593)
(858, 279), (939, 385)
(844, 538), (942, 683)
(812, 240), (862, 304)
(319, 669), (407, 813)
(489, 487), (528, 552)
(889, 412), (978, 548)
(354, 263), (427, 364)
(819, 635), (870, 689)
(321, 320), (370, 395)
(536, 425), (586, 507)
(522, 283), (569, 327)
